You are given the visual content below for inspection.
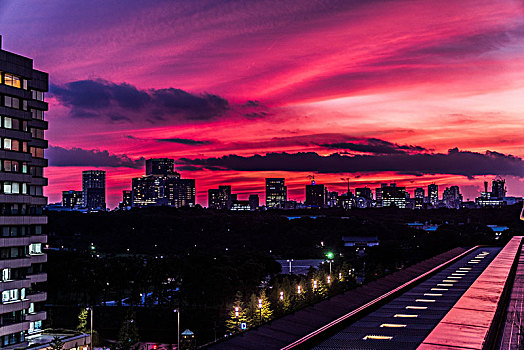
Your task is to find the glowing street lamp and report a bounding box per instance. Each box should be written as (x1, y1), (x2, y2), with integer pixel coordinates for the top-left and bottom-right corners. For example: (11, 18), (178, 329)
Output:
(297, 285), (302, 294)
(258, 298), (263, 322)
(325, 252), (335, 275)
(234, 306), (239, 317)
(286, 259), (294, 274)
(279, 291), (284, 301)
(327, 275), (331, 284)
(313, 280), (318, 290)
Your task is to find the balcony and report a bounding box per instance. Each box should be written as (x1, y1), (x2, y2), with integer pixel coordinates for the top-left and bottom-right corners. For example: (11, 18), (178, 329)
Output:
(29, 253), (47, 264)
(27, 291), (46, 303)
(0, 236), (30, 247)
(0, 278), (31, 290)
(0, 321), (29, 337)
(0, 257), (32, 269)
(0, 299), (31, 314)
(25, 310), (46, 322)
(28, 272), (47, 284)
(0, 216), (47, 225)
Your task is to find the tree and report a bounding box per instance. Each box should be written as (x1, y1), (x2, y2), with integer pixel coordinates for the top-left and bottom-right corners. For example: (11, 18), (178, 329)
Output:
(77, 308), (88, 333)
(225, 291), (252, 334)
(49, 336), (64, 350)
(247, 290), (273, 326)
(118, 310), (139, 350)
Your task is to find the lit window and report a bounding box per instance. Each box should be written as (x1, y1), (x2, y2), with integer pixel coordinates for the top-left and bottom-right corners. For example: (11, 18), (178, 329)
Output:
(437, 283), (453, 287)
(415, 299), (435, 303)
(431, 288), (448, 291)
(406, 306), (427, 310)
(3, 117), (12, 129)
(443, 279), (458, 283)
(380, 324), (406, 328)
(3, 182), (12, 194)
(4, 73), (21, 88)
(2, 268), (11, 281)
(363, 335), (393, 340)
(3, 138), (12, 150)
(394, 314), (418, 318)
(424, 293), (442, 297)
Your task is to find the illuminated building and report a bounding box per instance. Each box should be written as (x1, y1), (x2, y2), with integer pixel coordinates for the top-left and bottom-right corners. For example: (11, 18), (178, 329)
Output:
(381, 184), (406, 208)
(265, 178), (287, 208)
(491, 178), (506, 198)
(443, 186), (462, 209)
(428, 184), (438, 207)
(62, 190), (83, 209)
(146, 158), (175, 176)
(82, 170), (106, 211)
(132, 165), (195, 208)
(355, 187), (372, 200)
(231, 200), (250, 211)
(375, 183), (388, 207)
(208, 185), (232, 209)
(119, 190), (132, 209)
(0, 37), (49, 345)
(305, 183), (325, 207)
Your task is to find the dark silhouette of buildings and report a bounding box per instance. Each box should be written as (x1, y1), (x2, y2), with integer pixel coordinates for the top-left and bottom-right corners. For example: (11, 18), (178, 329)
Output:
(305, 183), (325, 207)
(428, 183), (438, 206)
(208, 185), (232, 209)
(62, 190), (83, 209)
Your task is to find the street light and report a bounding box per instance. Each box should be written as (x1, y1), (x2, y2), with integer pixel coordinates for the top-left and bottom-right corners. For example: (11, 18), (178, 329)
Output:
(325, 252), (335, 275)
(286, 259), (294, 274)
(297, 285), (302, 294)
(258, 298), (263, 322)
(86, 307), (93, 350)
(313, 280), (317, 290)
(279, 291), (284, 301)
(174, 308), (180, 350)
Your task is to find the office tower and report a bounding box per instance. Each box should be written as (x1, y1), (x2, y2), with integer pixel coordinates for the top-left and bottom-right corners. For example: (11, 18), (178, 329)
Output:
(382, 185), (407, 208)
(265, 178), (287, 208)
(208, 185), (232, 209)
(375, 183), (388, 207)
(355, 187), (372, 200)
(132, 163), (195, 208)
(0, 38), (48, 345)
(82, 170), (106, 210)
(443, 186), (463, 209)
(62, 190), (83, 209)
(146, 158), (175, 176)
(306, 184), (326, 207)
(414, 188), (425, 199)
(491, 179), (506, 198)
(428, 184), (438, 206)
(249, 194), (259, 210)
(120, 190), (132, 209)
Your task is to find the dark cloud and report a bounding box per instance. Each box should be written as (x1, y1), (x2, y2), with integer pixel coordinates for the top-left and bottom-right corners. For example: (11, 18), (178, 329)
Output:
(178, 148), (524, 178)
(156, 138), (212, 145)
(50, 79), (230, 123)
(47, 146), (144, 169)
(319, 138), (427, 154)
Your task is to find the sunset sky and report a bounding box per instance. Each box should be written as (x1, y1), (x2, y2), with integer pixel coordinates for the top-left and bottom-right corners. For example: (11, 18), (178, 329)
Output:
(0, 0), (523, 207)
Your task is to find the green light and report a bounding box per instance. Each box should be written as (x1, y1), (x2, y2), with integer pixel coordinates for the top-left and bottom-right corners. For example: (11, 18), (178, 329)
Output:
(326, 252), (334, 259)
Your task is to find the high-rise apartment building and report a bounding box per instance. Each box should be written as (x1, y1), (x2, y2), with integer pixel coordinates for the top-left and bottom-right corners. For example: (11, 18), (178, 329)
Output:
(375, 183), (388, 207)
(428, 184), (438, 206)
(0, 37), (49, 346)
(265, 178), (287, 208)
(355, 187), (372, 200)
(82, 170), (106, 210)
(381, 184), (406, 208)
(146, 158), (175, 176)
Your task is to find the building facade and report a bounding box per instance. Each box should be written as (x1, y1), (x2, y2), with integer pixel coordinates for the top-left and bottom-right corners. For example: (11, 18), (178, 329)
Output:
(265, 178), (287, 208)
(0, 37), (49, 346)
(146, 158), (175, 176)
(305, 184), (325, 207)
(381, 184), (406, 208)
(208, 185), (232, 209)
(428, 183), (438, 207)
(82, 170), (106, 211)
(62, 190), (82, 209)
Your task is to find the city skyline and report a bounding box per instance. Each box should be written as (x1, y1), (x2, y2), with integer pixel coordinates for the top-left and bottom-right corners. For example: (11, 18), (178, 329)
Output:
(0, 0), (523, 207)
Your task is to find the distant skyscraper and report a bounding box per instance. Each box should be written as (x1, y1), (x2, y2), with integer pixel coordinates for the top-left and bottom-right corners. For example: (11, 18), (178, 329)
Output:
(414, 188), (425, 199)
(382, 185), (406, 208)
(146, 158), (175, 176)
(428, 184), (438, 206)
(355, 187), (373, 200)
(132, 160), (195, 208)
(443, 186), (463, 209)
(83, 170), (106, 210)
(208, 185), (232, 209)
(375, 183), (388, 207)
(0, 39), (49, 344)
(265, 178), (287, 207)
(491, 179), (506, 198)
(62, 190), (83, 209)
(306, 184), (326, 207)
(249, 194), (259, 210)
(121, 190), (132, 209)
